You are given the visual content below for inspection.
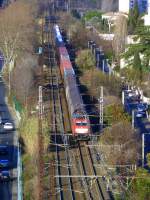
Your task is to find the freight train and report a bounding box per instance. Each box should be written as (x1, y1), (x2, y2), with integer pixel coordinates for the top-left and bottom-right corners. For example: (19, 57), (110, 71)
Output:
(54, 25), (90, 139)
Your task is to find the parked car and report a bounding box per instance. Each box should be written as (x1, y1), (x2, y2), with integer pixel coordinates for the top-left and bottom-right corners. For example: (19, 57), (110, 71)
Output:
(136, 111), (145, 118)
(126, 90), (137, 99)
(0, 170), (10, 181)
(0, 145), (8, 155)
(3, 122), (14, 131)
(0, 159), (9, 168)
(127, 91), (135, 98)
(137, 103), (148, 112)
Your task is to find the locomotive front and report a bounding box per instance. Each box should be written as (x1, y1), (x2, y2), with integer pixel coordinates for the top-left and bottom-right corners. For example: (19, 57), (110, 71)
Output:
(65, 75), (90, 139)
(72, 109), (90, 138)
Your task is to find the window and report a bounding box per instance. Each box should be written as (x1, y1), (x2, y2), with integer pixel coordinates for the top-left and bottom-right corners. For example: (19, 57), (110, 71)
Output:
(76, 122), (87, 126)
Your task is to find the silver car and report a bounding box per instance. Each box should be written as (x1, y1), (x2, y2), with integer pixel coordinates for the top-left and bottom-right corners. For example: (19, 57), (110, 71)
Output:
(3, 122), (14, 131)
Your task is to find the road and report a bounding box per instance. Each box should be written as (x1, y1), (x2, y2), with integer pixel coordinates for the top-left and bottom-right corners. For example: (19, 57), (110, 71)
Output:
(124, 91), (150, 165)
(0, 77), (18, 200)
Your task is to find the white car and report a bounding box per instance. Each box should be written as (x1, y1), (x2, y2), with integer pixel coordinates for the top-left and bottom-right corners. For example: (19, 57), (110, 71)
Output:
(3, 122), (14, 131)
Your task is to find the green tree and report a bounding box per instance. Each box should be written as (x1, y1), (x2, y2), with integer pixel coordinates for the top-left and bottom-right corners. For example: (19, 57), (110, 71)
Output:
(128, 1), (141, 34)
(133, 52), (142, 81)
(123, 25), (150, 83)
(133, 52), (141, 69)
(126, 168), (150, 200)
(83, 10), (102, 22)
(146, 153), (150, 167)
(104, 104), (131, 125)
(75, 49), (95, 71)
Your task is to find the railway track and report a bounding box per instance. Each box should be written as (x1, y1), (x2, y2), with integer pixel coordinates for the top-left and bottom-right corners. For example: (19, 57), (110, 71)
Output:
(77, 141), (111, 200)
(44, 18), (75, 200)
(40, 7), (112, 199)
(87, 142), (111, 200)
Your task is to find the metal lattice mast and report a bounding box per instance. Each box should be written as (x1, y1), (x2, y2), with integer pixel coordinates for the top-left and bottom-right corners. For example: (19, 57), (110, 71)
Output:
(99, 86), (104, 129)
(38, 86), (44, 200)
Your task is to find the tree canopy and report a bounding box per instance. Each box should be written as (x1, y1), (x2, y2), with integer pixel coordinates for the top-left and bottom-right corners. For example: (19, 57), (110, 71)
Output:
(0, 1), (34, 72)
(113, 15), (127, 62)
(125, 168), (150, 200)
(128, 1), (142, 34)
(83, 10), (102, 22)
(122, 25), (150, 83)
(75, 49), (95, 71)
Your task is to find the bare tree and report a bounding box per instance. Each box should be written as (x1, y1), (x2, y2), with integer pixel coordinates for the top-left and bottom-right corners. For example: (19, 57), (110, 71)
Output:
(70, 21), (89, 49)
(12, 53), (38, 105)
(0, 1), (34, 74)
(113, 15), (127, 63)
(99, 121), (140, 166)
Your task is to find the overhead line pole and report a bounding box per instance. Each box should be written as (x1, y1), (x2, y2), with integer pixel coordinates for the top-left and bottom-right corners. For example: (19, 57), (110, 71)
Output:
(142, 133), (145, 168)
(99, 86), (104, 130)
(37, 86), (44, 200)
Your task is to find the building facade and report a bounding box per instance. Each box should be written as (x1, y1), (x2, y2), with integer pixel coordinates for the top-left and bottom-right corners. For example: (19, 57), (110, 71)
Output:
(144, 0), (150, 25)
(119, 0), (148, 13)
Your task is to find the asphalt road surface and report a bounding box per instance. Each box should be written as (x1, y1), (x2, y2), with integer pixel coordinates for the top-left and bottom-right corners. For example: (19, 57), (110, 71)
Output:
(0, 77), (18, 200)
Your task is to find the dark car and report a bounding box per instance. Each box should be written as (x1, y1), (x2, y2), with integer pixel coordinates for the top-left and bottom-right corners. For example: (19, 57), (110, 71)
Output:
(0, 170), (10, 181)
(126, 90), (137, 99)
(0, 145), (9, 155)
(137, 103), (148, 112)
(0, 159), (9, 168)
(136, 111), (145, 118)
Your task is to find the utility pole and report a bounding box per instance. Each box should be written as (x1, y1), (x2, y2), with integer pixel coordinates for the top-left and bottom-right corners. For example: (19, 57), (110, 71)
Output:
(38, 86), (44, 200)
(41, 15), (44, 47)
(96, 51), (100, 69)
(39, 86), (43, 119)
(102, 59), (105, 73)
(9, 67), (11, 96)
(142, 133), (145, 167)
(122, 90), (125, 105)
(99, 86), (104, 130)
(67, 0), (70, 12)
(132, 110), (135, 129)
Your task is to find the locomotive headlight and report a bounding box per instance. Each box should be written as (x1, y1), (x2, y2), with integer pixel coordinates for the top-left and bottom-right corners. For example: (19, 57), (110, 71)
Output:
(75, 128), (88, 134)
